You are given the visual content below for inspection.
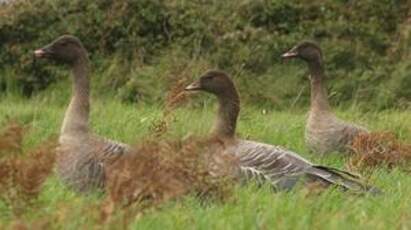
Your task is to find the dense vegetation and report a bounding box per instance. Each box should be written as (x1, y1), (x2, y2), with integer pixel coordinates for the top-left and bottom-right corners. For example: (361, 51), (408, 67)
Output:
(1, 0), (410, 109)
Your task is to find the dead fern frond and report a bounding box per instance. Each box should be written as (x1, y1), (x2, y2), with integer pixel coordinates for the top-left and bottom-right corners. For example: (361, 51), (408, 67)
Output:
(348, 132), (411, 171)
(0, 122), (27, 155)
(104, 136), (236, 215)
(0, 136), (56, 216)
(165, 77), (192, 114)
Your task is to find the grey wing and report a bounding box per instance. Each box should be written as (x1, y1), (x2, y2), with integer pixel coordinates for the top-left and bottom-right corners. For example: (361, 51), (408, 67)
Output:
(97, 137), (131, 162)
(81, 137), (131, 190)
(227, 140), (313, 190)
(223, 140), (379, 194)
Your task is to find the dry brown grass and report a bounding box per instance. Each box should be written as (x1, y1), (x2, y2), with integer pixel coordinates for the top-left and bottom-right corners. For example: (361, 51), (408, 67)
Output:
(0, 121), (26, 155)
(0, 122), (56, 216)
(348, 132), (411, 171)
(163, 54), (212, 114)
(9, 218), (51, 230)
(164, 77), (192, 114)
(149, 67), (197, 137)
(149, 78), (192, 138)
(103, 136), (237, 218)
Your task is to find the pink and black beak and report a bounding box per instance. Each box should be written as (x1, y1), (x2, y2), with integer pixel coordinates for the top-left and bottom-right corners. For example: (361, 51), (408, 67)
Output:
(34, 46), (53, 59)
(184, 79), (202, 91)
(281, 47), (299, 59)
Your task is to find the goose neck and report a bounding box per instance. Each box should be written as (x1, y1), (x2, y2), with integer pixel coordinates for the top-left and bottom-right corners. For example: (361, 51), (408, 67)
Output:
(60, 55), (90, 136)
(211, 90), (240, 140)
(308, 60), (331, 112)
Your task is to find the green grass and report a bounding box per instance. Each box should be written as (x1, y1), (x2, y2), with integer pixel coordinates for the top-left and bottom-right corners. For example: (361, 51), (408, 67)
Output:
(0, 95), (410, 229)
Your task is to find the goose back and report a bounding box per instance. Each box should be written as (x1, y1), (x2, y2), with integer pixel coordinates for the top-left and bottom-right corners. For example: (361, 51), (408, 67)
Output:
(306, 110), (368, 154)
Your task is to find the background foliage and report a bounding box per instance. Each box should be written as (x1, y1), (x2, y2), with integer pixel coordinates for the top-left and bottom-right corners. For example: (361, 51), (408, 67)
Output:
(0, 0), (410, 109)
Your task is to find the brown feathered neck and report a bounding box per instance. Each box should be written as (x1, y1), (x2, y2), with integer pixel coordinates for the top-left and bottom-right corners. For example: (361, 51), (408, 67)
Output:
(210, 84), (240, 140)
(307, 57), (331, 112)
(60, 52), (90, 137)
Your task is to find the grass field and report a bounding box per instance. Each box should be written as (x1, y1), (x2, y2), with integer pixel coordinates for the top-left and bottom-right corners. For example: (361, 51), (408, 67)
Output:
(0, 94), (410, 229)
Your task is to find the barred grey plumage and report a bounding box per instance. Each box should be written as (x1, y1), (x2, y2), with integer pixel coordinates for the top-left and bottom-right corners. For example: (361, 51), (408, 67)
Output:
(226, 140), (376, 193)
(35, 35), (131, 192)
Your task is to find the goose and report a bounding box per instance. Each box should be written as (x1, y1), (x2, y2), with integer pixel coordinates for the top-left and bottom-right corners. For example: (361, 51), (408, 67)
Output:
(34, 35), (131, 192)
(282, 41), (368, 155)
(185, 70), (379, 193)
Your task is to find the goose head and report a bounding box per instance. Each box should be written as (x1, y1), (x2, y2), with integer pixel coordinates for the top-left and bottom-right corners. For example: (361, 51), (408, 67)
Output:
(185, 70), (236, 96)
(34, 35), (86, 65)
(185, 70), (240, 139)
(281, 41), (322, 63)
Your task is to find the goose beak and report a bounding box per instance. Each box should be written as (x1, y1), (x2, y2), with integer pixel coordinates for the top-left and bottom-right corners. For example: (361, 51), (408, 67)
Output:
(34, 49), (46, 58)
(185, 80), (202, 91)
(34, 47), (52, 59)
(281, 50), (298, 59)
